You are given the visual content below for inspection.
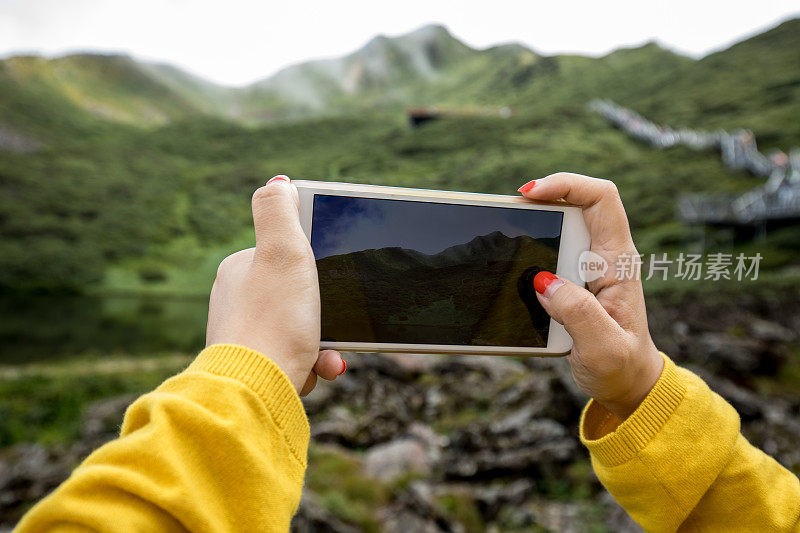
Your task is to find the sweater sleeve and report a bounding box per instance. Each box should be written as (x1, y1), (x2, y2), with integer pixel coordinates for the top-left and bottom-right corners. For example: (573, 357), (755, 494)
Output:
(580, 354), (800, 532)
(15, 344), (310, 533)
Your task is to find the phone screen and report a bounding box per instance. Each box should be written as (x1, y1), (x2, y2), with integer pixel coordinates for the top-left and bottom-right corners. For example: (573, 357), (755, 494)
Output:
(310, 194), (563, 347)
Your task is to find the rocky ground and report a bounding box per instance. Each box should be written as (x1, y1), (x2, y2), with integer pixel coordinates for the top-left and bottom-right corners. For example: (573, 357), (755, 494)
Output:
(1, 297), (799, 532)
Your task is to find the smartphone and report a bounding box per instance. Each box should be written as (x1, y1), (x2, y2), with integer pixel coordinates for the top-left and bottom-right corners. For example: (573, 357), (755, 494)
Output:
(295, 180), (590, 356)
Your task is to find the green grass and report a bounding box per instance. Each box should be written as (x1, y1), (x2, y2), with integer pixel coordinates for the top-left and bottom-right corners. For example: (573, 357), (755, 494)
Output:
(0, 109), (771, 295)
(754, 343), (800, 398)
(0, 357), (187, 446)
(643, 268), (800, 306)
(305, 444), (390, 532)
(437, 490), (485, 532)
(537, 460), (596, 502)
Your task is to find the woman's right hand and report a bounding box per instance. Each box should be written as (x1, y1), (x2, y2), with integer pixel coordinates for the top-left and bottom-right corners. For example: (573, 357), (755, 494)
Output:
(519, 173), (664, 420)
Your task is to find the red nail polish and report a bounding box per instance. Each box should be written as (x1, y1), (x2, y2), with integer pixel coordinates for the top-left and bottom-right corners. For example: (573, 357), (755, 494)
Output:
(267, 175), (290, 184)
(518, 180), (536, 194)
(338, 358), (347, 375)
(533, 271), (558, 294)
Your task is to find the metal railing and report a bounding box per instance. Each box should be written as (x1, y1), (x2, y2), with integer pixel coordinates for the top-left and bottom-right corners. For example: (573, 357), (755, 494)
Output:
(589, 100), (800, 225)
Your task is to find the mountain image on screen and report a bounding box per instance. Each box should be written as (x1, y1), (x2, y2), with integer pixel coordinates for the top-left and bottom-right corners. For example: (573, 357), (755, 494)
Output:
(317, 231), (559, 347)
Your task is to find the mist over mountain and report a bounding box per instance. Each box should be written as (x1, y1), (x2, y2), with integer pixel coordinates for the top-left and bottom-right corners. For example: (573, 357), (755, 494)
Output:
(243, 24), (477, 116)
(2, 18), (797, 127)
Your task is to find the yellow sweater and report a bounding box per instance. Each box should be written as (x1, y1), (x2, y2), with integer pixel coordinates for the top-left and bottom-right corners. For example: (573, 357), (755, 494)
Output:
(15, 346), (800, 532)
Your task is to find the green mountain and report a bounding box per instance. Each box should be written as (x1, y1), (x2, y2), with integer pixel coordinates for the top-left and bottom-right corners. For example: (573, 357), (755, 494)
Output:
(138, 62), (237, 116)
(0, 24), (704, 125)
(239, 24), (478, 119)
(0, 18), (798, 292)
(2, 19), (798, 130)
(0, 54), (210, 127)
(0, 24), (484, 124)
(621, 18), (800, 150)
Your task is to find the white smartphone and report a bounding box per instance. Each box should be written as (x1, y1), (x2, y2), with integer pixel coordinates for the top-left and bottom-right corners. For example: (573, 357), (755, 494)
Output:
(295, 180), (590, 356)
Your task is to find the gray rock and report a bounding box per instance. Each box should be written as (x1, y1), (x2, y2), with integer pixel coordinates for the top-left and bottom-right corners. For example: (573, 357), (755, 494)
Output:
(379, 481), (460, 533)
(0, 444), (71, 525)
(527, 499), (582, 533)
(365, 438), (431, 481)
(748, 318), (795, 343)
(468, 479), (535, 518)
(431, 355), (526, 383)
(695, 332), (768, 373)
(81, 394), (138, 442)
(445, 417), (578, 478)
(311, 407), (360, 443)
(364, 423), (447, 481)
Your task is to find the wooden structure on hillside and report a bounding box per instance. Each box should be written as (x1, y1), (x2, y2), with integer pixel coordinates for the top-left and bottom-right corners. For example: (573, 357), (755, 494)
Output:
(407, 106), (512, 128)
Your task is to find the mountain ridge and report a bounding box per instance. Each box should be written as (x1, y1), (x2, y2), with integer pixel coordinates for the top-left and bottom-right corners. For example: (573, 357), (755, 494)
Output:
(317, 231), (559, 269)
(2, 18), (796, 127)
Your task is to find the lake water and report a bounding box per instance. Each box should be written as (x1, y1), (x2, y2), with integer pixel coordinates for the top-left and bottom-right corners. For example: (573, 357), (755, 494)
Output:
(0, 295), (209, 364)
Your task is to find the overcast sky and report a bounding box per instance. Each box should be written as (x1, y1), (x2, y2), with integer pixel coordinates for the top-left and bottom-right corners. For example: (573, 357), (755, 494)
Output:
(1, 0), (798, 87)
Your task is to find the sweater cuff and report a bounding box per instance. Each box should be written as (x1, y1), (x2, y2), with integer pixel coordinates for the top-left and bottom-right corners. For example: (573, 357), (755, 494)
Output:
(580, 353), (687, 467)
(186, 344), (310, 467)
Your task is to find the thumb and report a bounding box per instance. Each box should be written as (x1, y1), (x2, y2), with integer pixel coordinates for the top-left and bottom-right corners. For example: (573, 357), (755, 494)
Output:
(251, 175), (304, 257)
(533, 271), (624, 345)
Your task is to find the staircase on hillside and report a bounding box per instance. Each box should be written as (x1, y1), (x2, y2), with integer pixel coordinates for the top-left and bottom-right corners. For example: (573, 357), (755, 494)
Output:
(590, 100), (800, 227)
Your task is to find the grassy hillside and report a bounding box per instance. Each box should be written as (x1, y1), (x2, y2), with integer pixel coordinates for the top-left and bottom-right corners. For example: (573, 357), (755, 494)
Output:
(0, 111), (786, 293)
(0, 54), (207, 126)
(622, 18), (800, 150)
(2, 19), (797, 128)
(0, 18), (798, 293)
(241, 24), (479, 119)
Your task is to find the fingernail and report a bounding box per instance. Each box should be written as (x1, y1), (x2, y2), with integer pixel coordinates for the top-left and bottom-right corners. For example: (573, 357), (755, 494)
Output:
(267, 175), (290, 184)
(534, 271), (565, 299)
(518, 179), (536, 194)
(338, 358), (347, 375)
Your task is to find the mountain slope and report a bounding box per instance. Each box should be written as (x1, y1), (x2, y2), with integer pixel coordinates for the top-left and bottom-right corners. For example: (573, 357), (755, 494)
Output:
(1, 19), (799, 292)
(2, 18), (797, 128)
(240, 24), (478, 118)
(622, 18), (800, 149)
(138, 62), (237, 116)
(0, 54), (208, 126)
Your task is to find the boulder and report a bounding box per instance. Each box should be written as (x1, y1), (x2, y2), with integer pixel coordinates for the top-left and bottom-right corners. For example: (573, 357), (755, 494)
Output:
(364, 422), (447, 481)
(365, 438), (430, 481)
(0, 444), (71, 525)
(748, 318), (795, 343)
(694, 332), (770, 374)
(379, 481), (459, 533)
(445, 417), (578, 478)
